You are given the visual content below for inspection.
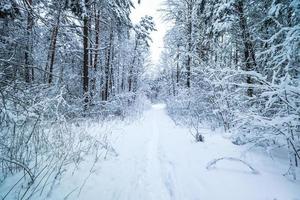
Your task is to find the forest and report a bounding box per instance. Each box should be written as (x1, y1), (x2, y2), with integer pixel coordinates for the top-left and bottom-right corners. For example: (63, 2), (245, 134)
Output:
(0, 0), (299, 199)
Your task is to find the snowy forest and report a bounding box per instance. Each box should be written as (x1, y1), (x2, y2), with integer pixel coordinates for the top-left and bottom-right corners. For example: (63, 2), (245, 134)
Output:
(0, 0), (299, 199)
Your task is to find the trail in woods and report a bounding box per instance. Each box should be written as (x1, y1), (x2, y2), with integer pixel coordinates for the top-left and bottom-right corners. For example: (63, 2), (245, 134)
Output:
(49, 104), (300, 200)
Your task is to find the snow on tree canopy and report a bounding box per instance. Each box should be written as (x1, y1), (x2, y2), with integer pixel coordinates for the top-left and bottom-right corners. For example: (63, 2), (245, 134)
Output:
(0, 0), (20, 19)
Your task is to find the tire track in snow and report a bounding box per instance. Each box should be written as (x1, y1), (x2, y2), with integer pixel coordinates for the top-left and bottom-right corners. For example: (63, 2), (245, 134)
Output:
(150, 105), (183, 200)
(154, 106), (185, 200)
(125, 119), (152, 200)
(158, 141), (184, 200)
(143, 107), (171, 200)
(124, 107), (170, 200)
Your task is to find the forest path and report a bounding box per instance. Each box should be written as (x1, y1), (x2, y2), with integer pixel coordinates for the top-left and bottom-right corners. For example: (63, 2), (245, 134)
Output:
(50, 104), (300, 200)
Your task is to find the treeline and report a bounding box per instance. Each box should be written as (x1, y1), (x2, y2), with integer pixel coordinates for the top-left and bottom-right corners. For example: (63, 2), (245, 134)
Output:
(0, 0), (155, 197)
(157, 0), (299, 179)
(1, 0), (155, 115)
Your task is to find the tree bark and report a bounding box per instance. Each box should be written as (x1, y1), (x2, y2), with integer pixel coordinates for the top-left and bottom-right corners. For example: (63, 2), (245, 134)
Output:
(128, 39), (138, 92)
(24, 0), (33, 83)
(176, 44), (180, 84)
(109, 45), (115, 96)
(186, 1), (193, 88)
(235, 1), (256, 97)
(104, 27), (113, 101)
(83, 15), (89, 110)
(90, 10), (100, 100)
(46, 10), (61, 84)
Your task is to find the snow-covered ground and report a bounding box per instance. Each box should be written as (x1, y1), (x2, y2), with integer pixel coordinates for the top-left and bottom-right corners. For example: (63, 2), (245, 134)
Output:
(10, 104), (300, 200)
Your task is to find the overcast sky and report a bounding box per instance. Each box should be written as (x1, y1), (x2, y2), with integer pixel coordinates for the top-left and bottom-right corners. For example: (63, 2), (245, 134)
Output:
(130, 0), (170, 66)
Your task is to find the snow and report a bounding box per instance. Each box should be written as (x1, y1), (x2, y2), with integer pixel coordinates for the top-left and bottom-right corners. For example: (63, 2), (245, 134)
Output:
(3, 104), (299, 200)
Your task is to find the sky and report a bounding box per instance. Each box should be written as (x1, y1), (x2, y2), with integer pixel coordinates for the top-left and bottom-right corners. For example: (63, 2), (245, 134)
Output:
(130, 0), (170, 66)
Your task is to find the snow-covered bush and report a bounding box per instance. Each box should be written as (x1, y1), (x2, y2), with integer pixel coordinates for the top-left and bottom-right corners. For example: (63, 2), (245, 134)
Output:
(0, 82), (121, 199)
(159, 0), (300, 179)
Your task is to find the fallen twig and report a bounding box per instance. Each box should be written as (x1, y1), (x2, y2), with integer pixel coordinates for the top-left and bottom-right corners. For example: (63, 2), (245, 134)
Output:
(206, 157), (259, 174)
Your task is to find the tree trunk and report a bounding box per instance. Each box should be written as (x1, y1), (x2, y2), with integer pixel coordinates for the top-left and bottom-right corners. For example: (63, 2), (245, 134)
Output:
(83, 15), (89, 110)
(235, 0), (256, 97)
(109, 45), (115, 96)
(104, 27), (113, 101)
(91, 10), (100, 100)
(186, 1), (193, 88)
(24, 0), (33, 83)
(121, 64), (126, 91)
(176, 44), (180, 84)
(128, 39), (138, 92)
(46, 10), (61, 84)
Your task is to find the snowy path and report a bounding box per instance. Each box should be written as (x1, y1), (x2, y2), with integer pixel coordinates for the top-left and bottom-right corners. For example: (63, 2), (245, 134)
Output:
(50, 104), (300, 200)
